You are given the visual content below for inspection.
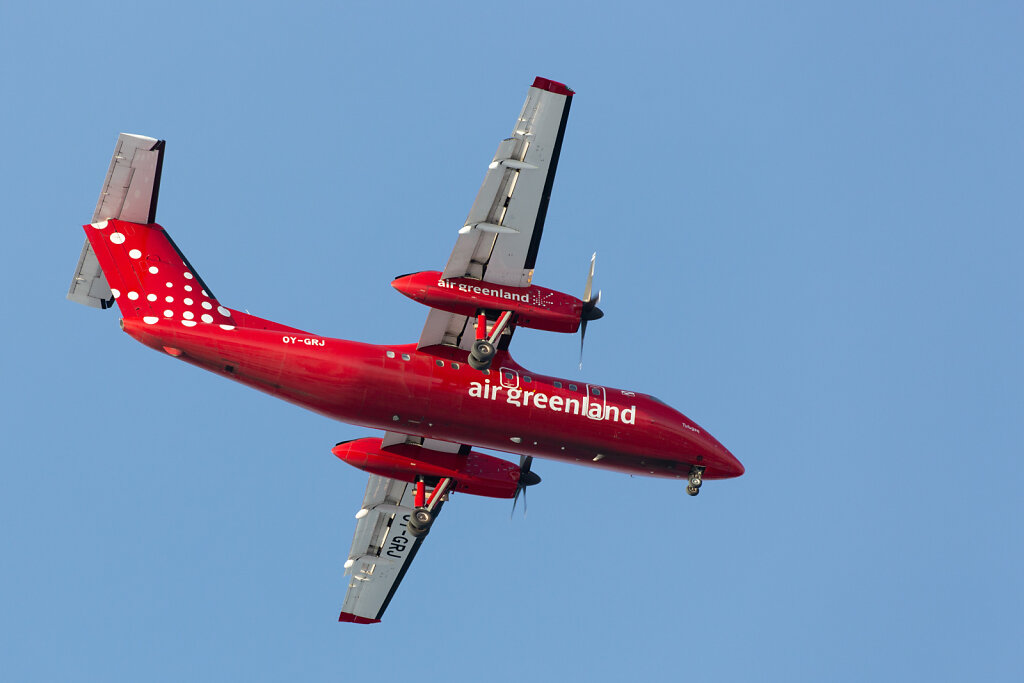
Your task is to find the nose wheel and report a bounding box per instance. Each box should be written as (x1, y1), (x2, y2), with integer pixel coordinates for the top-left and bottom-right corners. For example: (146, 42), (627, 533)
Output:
(686, 465), (705, 496)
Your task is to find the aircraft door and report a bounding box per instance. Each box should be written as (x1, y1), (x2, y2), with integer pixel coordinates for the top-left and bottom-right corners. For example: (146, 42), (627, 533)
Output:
(499, 367), (520, 390)
(585, 384), (606, 420)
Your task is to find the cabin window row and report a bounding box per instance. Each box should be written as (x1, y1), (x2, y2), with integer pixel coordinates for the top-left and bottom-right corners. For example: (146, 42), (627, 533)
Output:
(387, 351), (604, 395)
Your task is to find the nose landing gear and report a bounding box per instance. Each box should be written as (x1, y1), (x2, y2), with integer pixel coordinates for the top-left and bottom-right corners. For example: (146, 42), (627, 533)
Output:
(685, 465), (705, 496)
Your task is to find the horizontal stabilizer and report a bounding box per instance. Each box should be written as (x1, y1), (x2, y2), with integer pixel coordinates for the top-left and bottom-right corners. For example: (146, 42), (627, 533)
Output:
(68, 134), (166, 308)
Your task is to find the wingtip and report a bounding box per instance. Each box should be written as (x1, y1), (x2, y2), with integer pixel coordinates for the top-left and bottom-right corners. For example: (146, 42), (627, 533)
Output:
(338, 611), (381, 624)
(532, 76), (574, 96)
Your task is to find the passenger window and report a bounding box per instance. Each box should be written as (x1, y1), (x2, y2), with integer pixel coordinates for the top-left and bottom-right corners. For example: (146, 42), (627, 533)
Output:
(451, 362), (460, 369)
(386, 350), (395, 359)
(553, 381), (562, 389)
(523, 376), (532, 383)
(568, 384), (578, 392)
(401, 353), (411, 361)
(436, 360), (444, 367)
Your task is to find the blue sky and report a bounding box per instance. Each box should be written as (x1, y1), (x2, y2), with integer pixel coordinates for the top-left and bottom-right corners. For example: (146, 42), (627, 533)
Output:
(2, 1), (1022, 681)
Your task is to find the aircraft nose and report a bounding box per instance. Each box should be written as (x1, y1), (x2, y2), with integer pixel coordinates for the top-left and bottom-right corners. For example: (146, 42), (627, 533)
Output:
(718, 444), (745, 478)
(698, 431), (744, 479)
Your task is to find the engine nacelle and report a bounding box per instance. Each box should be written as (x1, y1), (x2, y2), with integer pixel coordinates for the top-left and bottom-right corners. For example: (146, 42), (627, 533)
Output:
(332, 437), (521, 499)
(391, 270), (583, 333)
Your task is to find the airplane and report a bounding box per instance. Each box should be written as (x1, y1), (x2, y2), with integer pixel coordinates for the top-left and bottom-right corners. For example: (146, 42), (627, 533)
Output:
(67, 76), (744, 624)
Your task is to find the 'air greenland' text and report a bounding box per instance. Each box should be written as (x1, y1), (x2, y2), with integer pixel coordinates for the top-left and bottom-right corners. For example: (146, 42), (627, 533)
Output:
(468, 380), (637, 424)
(438, 279), (531, 303)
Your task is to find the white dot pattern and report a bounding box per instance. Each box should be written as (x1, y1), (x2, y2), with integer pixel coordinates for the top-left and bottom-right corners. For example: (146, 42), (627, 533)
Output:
(98, 219), (235, 331)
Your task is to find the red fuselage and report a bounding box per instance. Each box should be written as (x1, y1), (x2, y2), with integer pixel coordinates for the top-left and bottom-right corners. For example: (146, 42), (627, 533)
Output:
(122, 316), (744, 481)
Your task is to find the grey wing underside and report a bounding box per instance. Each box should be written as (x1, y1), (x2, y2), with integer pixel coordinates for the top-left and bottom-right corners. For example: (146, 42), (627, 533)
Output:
(418, 82), (573, 351)
(338, 434), (463, 622)
(338, 473), (446, 623)
(67, 133), (165, 308)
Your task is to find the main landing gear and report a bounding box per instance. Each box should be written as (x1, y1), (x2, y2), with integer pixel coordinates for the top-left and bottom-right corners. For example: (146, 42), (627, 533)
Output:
(408, 476), (453, 537)
(468, 339), (496, 371)
(685, 465), (705, 497)
(468, 311), (514, 371)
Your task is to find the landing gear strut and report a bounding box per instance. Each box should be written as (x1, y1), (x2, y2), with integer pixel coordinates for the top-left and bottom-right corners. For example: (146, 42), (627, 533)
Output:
(686, 465), (705, 497)
(408, 476), (453, 537)
(468, 311), (514, 371)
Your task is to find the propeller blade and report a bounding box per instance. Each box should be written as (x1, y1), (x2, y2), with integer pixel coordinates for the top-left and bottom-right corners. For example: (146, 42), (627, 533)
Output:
(579, 318), (588, 370)
(582, 253), (596, 303)
(512, 456), (539, 517)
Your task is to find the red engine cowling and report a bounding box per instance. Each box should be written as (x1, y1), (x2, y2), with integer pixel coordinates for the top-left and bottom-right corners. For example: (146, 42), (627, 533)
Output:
(332, 437), (521, 499)
(391, 270), (583, 333)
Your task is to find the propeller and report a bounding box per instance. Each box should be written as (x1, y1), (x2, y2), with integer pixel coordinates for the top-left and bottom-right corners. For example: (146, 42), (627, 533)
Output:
(579, 253), (604, 369)
(511, 455), (541, 517)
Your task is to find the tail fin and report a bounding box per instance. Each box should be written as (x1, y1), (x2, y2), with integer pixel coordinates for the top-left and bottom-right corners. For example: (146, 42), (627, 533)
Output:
(82, 219), (237, 330)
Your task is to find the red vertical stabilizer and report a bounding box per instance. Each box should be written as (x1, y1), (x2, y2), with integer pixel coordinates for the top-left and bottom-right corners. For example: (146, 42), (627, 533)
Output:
(83, 219), (238, 331)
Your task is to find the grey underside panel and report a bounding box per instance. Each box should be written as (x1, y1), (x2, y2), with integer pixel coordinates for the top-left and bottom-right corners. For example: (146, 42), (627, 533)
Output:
(418, 84), (571, 349)
(67, 133), (163, 308)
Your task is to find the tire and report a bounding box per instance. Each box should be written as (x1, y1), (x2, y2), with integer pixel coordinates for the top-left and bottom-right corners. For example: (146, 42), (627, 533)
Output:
(409, 508), (433, 536)
(686, 484), (700, 496)
(471, 339), (495, 361)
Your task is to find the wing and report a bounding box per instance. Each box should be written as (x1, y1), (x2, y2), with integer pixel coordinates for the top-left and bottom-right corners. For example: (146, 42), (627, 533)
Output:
(338, 476), (447, 623)
(67, 133), (165, 308)
(418, 77), (574, 350)
(338, 433), (463, 623)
